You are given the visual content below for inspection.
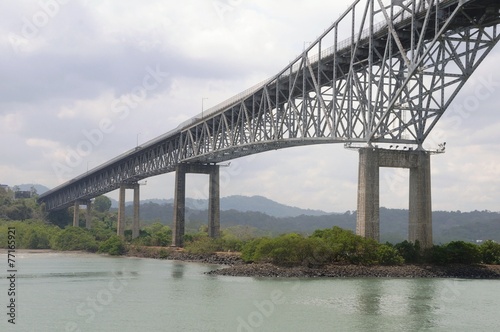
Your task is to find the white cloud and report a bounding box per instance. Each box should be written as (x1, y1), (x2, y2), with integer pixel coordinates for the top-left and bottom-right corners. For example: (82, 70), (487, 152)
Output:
(0, 0), (499, 213)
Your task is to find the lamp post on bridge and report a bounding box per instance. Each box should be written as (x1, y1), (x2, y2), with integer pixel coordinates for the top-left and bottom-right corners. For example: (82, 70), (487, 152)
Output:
(136, 132), (141, 149)
(202, 97), (208, 118)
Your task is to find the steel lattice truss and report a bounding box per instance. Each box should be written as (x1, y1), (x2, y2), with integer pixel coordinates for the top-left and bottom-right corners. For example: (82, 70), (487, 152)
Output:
(39, 0), (500, 210)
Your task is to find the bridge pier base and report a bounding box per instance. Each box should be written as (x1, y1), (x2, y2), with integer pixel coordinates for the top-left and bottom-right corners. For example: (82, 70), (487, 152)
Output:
(117, 183), (140, 239)
(172, 163), (220, 247)
(73, 200), (91, 228)
(356, 148), (433, 248)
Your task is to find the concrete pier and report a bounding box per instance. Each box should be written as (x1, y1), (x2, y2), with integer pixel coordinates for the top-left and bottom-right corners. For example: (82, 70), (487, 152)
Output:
(73, 201), (80, 227)
(356, 148), (433, 248)
(73, 200), (91, 228)
(117, 183), (141, 238)
(85, 201), (92, 229)
(172, 163), (220, 247)
(356, 148), (380, 240)
(409, 152), (432, 248)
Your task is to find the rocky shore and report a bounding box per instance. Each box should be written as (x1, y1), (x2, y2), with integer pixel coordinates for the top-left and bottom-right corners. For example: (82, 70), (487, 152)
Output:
(207, 262), (500, 279)
(125, 247), (500, 279)
(125, 246), (243, 265)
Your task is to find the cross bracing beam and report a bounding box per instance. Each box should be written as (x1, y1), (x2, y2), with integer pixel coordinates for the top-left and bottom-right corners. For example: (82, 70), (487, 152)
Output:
(39, 0), (500, 211)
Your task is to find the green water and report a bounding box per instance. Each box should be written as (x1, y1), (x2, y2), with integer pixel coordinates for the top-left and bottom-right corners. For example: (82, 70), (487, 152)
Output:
(0, 252), (498, 332)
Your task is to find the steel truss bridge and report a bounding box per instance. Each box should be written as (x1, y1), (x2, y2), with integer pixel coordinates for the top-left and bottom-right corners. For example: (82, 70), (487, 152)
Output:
(39, 0), (500, 245)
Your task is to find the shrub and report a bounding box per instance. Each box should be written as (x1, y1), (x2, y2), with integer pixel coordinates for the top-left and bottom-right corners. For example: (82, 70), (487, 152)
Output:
(423, 245), (449, 265)
(480, 240), (500, 264)
(241, 238), (264, 262)
(99, 235), (126, 256)
(377, 244), (404, 265)
(394, 240), (421, 264)
(52, 227), (98, 252)
(444, 241), (482, 265)
(184, 237), (220, 254)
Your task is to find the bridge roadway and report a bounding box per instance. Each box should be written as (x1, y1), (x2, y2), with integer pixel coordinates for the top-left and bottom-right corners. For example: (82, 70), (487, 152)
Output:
(38, 0), (500, 247)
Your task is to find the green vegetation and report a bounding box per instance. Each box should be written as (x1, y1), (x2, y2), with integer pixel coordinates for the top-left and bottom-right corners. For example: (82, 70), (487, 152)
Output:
(241, 227), (392, 266)
(240, 227), (500, 267)
(0, 186), (499, 267)
(99, 235), (126, 255)
(52, 227), (98, 252)
(183, 227), (247, 254)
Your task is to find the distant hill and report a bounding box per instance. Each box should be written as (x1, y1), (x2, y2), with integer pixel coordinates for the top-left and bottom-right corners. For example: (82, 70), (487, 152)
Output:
(114, 199), (500, 243)
(112, 195), (331, 218)
(10, 184), (50, 195)
(220, 195), (330, 217)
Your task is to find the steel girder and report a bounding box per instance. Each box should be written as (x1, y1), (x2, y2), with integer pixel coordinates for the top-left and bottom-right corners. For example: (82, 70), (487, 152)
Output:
(39, 0), (500, 210)
(180, 0), (500, 164)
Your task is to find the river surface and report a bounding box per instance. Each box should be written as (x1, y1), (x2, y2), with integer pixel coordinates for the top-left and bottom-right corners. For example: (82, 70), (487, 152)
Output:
(0, 252), (498, 332)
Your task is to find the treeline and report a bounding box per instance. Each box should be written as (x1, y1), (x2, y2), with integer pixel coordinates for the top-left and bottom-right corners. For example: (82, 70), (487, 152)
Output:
(239, 227), (500, 267)
(116, 200), (500, 243)
(0, 219), (171, 256)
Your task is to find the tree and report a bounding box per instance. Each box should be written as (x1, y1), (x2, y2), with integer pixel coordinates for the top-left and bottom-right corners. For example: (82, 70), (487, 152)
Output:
(52, 227), (98, 252)
(5, 201), (32, 220)
(94, 195), (112, 213)
(99, 235), (126, 255)
(480, 240), (500, 264)
(394, 240), (421, 264)
(377, 244), (404, 265)
(47, 208), (72, 228)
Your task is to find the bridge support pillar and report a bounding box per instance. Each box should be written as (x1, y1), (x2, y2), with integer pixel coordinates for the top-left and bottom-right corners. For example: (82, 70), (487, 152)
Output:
(117, 185), (126, 237)
(356, 148), (433, 248)
(172, 166), (186, 247)
(73, 201), (80, 227)
(208, 167), (220, 238)
(73, 200), (91, 228)
(86, 201), (92, 229)
(409, 152), (433, 249)
(132, 183), (140, 239)
(172, 163), (220, 247)
(117, 183), (141, 238)
(356, 148), (380, 241)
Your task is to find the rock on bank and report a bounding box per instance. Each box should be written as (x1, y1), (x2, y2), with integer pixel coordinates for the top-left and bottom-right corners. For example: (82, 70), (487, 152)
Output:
(207, 263), (500, 279)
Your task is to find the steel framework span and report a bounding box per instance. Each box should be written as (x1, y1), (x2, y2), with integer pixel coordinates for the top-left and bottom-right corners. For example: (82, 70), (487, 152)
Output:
(39, 0), (500, 210)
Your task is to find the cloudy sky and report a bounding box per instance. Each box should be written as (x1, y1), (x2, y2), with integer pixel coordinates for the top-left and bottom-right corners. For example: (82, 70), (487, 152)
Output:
(0, 0), (499, 213)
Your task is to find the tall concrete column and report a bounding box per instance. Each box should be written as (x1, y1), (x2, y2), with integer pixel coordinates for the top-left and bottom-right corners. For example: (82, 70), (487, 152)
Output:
(132, 183), (140, 239)
(208, 166), (220, 238)
(172, 165), (186, 247)
(86, 201), (92, 229)
(356, 148), (380, 241)
(409, 151), (433, 248)
(73, 201), (80, 227)
(172, 163), (221, 247)
(117, 185), (126, 237)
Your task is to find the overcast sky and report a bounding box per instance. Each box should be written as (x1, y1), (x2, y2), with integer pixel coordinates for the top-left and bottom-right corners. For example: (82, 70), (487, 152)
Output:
(1, 0), (499, 213)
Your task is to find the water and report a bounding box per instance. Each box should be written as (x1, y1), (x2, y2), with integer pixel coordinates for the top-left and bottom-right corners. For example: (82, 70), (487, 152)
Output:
(0, 252), (498, 332)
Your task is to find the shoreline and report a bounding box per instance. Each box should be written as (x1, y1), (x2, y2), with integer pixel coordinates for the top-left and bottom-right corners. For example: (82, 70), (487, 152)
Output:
(206, 262), (500, 279)
(4, 248), (500, 279)
(125, 246), (500, 279)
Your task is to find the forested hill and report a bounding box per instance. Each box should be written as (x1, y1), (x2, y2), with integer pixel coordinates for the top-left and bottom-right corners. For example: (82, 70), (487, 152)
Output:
(113, 195), (330, 218)
(117, 201), (500, 244)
